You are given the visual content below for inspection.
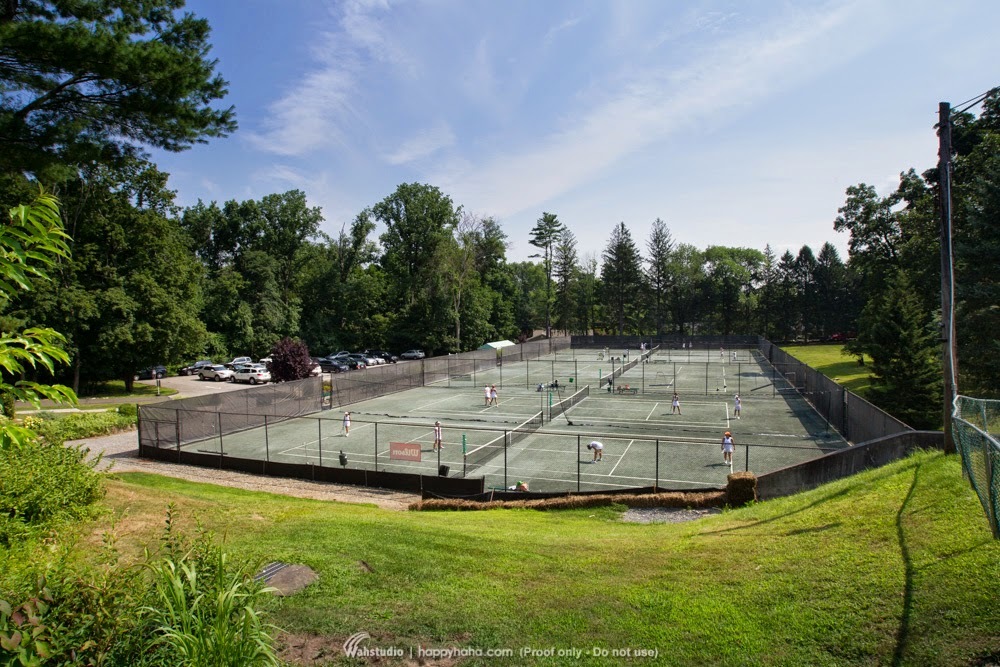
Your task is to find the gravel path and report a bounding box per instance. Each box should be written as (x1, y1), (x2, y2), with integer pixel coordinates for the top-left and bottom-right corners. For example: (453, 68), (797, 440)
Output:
(621, 507), (723, 523)
(72, 430), (419, 511)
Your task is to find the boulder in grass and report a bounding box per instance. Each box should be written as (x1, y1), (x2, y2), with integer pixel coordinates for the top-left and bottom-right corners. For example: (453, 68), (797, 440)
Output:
(726, 471), (757, 506)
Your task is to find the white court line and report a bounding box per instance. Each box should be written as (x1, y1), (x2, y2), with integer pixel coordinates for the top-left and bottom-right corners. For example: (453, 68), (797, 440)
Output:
(609, 440), (634, 476)
(644, 402), (660, 421)
(415, 393), (461, 412)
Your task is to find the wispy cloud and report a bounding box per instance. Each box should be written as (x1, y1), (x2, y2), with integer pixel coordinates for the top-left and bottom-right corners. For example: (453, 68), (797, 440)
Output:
(542, 15), (582, 46)
(434, 2), (870, 218)
(383, 121), (455, 165)
(247, 0), (409, 157)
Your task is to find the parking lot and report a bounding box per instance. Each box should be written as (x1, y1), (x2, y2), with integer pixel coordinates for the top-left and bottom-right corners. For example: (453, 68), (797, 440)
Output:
(137, 373), (252, 399)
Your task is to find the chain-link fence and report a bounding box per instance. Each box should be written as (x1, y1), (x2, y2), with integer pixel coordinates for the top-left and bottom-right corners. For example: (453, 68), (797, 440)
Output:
(953, 395), (1000, 537)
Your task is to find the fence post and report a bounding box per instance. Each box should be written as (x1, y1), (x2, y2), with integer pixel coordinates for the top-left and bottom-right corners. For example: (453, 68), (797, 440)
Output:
(263, 414), (269, 464)
(318, 419), (323, 467)
(577, 436), (581, 493)
(655, 439), (659, 491)
(745, 444), (749, 472)
(374, 422), (379, 472)
(504, 429), (508, 489)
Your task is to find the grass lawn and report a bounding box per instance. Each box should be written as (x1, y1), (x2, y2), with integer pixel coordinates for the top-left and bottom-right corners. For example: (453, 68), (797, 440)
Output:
(781, 343), (874, 396)
(92, 450), (1000, 666)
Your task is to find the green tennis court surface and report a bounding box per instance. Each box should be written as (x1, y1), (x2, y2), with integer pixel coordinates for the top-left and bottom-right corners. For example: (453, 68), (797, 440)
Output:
(181, 367), (847, 493)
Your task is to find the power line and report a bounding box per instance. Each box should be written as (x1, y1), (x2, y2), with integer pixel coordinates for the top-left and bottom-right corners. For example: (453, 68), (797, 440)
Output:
(950, 87), (997, 117)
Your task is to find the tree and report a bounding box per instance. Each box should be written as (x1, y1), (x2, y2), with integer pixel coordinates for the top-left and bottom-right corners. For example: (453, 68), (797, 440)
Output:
(0, 0), (236, 176)
(552, 228), (579, 334)
(854, 270), (942, 429)
(600, 222), (643, 335)
(16, 160), (206, 391)
(268, 337), (314, 382)
(1, 191), (76, 439)
(645, 218), (674, 336)
(528, 212), (565, 338)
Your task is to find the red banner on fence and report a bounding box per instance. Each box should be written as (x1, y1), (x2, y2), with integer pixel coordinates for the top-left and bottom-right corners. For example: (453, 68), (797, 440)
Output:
(389, 441), (422, 462)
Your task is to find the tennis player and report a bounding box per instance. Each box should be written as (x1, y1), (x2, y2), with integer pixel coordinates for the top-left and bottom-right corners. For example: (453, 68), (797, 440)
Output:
(484, 385), (491, 406)
(433, 420), (443, 451)
(342, 411), (351, 437)
(734, 394), (742, 419)
(587, 441), (604, 462)
(722, 431), (735, 465)
(671, 392), (681, 415)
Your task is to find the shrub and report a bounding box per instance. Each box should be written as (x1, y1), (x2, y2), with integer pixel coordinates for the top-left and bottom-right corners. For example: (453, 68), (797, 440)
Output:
(30, 410), (135, 444)
(0, 392), (14, 419)
(0, 439), (104, 545)
(0, 507), (279, 666)
(116, 403), (138, 419)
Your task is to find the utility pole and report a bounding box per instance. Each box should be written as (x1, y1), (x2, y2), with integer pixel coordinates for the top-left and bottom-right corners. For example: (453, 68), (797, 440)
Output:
(938, 102), (957, 454)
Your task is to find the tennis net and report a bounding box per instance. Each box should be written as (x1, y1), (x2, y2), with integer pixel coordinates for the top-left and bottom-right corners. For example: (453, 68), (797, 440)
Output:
(549, 385), (590, 422)
(463, 410), (543, 476)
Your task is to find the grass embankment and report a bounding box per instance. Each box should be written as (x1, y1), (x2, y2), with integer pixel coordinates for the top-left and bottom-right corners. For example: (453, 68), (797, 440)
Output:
(781, 343), (873, 396)
(96, 450), (999, 666)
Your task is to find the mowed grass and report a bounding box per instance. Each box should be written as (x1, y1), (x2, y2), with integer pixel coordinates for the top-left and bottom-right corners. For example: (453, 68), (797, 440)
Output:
(94, 450), (1000, 667)
(781, 343), (874, 396)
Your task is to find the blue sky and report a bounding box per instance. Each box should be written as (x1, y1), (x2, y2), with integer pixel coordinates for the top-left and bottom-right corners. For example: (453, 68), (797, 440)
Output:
(152, 0), (1000, 264)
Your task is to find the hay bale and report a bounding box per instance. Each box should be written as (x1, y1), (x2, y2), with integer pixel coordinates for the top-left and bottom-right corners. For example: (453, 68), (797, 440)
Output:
(726, 471), (757, 506)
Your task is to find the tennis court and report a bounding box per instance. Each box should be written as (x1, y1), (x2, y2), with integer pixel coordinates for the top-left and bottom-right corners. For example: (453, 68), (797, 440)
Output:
(174, 361), (848, 493)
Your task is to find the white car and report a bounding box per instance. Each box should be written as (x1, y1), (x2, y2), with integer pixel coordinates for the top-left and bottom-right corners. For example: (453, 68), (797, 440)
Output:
(232, 364), (271, 385)
(400, 349), (425, 360)
(199, 364), (234, 382)
(226, 356), (252, 369)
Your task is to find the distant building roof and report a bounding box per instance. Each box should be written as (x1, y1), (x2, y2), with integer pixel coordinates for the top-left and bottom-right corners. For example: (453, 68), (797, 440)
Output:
(479, 340), (517, 350)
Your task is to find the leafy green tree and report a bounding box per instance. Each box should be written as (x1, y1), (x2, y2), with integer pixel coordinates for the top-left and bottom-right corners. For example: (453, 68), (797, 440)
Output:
(528, 212), (565, 338)
(855, 271), (942, 429)
(701, 247), (763, 335)
(509, 261), (545, 340)
(0, 0), (236, 177)
(373, 183), (459, 351)
(16, 161), (205, 391)
(601, 222), (644, 335)
(664, 244), (705, 336)
(645, 218), (674, 336)
(1, 191), (76, 444)
(813, 242), (852, 338)
(793, 246), (818, 339)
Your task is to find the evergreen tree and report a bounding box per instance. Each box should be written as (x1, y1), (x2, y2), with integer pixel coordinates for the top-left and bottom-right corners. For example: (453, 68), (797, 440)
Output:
(0, 0), (236, 176)
(600, 223), (643, 335)
(552, 228), (579, 334)
(528, 212), (565, 338)
(856, 271), (942, 429)
(645, 218), (674, 336)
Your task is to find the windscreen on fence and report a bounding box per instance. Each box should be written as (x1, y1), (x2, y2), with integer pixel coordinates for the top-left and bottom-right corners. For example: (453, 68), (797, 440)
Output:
(138, 375), (323, 450)
(953, 395), (1000, 538)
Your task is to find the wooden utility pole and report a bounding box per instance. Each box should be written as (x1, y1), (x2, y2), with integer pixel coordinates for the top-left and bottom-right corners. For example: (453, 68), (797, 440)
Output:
(938, 102), (957, 454)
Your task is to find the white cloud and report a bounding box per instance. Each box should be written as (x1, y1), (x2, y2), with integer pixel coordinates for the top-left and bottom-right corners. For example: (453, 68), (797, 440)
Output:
(383, 122), (456, 165)
(434, 2), (871, 219)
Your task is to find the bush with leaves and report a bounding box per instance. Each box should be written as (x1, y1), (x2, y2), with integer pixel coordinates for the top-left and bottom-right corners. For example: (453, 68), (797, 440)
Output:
(268, 336), (314, 383)
(0, 506), (278, 666)
(0, 435), (104, 546)
(28, 410), (135, 444)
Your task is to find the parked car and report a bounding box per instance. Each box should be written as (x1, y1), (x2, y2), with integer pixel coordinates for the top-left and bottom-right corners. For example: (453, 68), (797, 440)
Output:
(232, 364), (271, 385)
(199, 364), (235, 382)
(258, 356), (272, 366)
(344, 354), (367, 370)
(178, 360), (213, 376)
(400, 349), (425, 360)
(136, 365), (167, 380)
(370, 350), (398, 364)
(226, 356), (252, 369)
(357, 352), (381, 366)
(326, 351), (352, 360)
(319, 358), (349, 373)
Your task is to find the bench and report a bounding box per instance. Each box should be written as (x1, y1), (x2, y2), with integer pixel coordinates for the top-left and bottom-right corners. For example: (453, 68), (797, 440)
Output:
(615, 387), (638, 395)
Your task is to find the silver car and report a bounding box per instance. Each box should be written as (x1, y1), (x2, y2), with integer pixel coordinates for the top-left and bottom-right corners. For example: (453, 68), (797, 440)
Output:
(199, 364), (234, 382)
(232, 364), (271, 385)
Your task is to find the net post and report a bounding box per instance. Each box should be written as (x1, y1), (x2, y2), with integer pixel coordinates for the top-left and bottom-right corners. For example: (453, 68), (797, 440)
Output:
(263, 414), (269, 464)
(503, 429), (508, 489)
(655, 439), (659, 491)
(577, 435), (581, 492)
